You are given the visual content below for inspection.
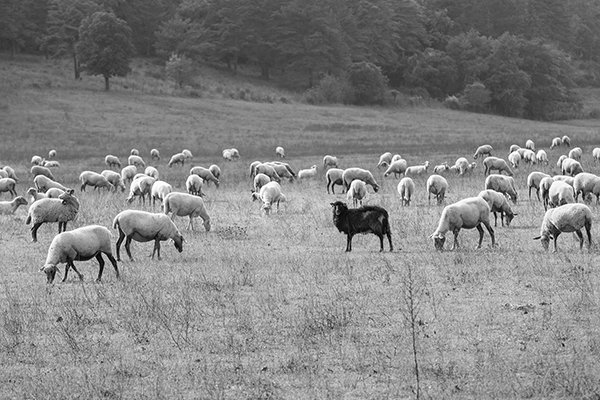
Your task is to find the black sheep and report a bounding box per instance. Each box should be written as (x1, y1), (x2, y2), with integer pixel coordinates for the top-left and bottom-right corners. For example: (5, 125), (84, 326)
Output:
(330, 201), (393, 252)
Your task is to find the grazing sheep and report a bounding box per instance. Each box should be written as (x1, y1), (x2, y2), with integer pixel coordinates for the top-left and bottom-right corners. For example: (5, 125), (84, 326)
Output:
(397, 177), (415, 206)
(405, 161), (430, 176)
(48, 149), (57, 159)
(454, 157), (470, 175)
(101, 170), (126, 192)
(0, 196), (28, 214)
(573, 172), (600, 202)
(536, 150), (548, 166)
(249, 160), (262, 178)
(548, 180), (575, 208)
(562, 135), (571, 147)
(253, 163), (281, 183)
(132, 173), (148, 182)
(527, 171), (550, 201)
(275, 146), (285, 158)
(483, 157), (513, 176)
(27, 187), (46, 203)
(429, 196), (495, 251)
(43, 160), (60, 168)
(130, 148), (139, 156)
(0, 170), (7, 179)
(186, 174), (205, 196)
(31, 155), (43, 165)
(222, 148), (240, 161)
(330, 201), (393, 252)
(508, 151), (521, 169)
(516, 147), (528, 158)
(473, 144), (493, 159)
(150, 148), (160, 161)
(433, 162), (450, 175)
(33, 175), (68, 193)
(448, 165), (459, 174)
(126, 176), (156, 205)
(253, 173), (271, 192)
(556, 155), (568, 170)
(391, 154), (402, 163)
(347, 179), (368, 208)
(128, 155), (146, 169)
(593, 147), (600, 163)
(266, 162), (296, 181)
(298, 165), (318, 179)
(539, 177), (554, 210)
(323, 155), (338, 169)
(105, 154), (122, 169)
(25, 189), (80, 242)
(561, 158), (584, 176)
(326, 168), (344, 194)
(484, 174), (518, 204)
(534, 203), (592, 252)
(151, 180), (173, 207)
(46, 188), (66, 198)
(79, 171), (114, 192)
(120, 165), (137, 185)
(168, 153), (187, 167)
(427, 174), (448, 205)
(251, 181), (287, 214)
(525, 139), (535, 151)
(568, 147), (583, 161)
(384, 159), (408, 178)
(40, 225), (120, 284)
(508, 144), (521, 154)
(521, 149), (536, 166)
(0, 178), (17, 197)
(113, 209), (184, 261)
(478, 189), (516, 227)
(208, 164), (221, 181)
(182, 149), (193, 160)
(2, 166), (18, 182)
(190, 166), (220, 187)
(342, 168), (379, 192)
(31, 165), (55, 181)
(552, 175), (575, 186)
(163, 192), (211, 231)
(550, 137), (562, 149)
(376, 152), (393, 169)
(144, 166), (159, 180)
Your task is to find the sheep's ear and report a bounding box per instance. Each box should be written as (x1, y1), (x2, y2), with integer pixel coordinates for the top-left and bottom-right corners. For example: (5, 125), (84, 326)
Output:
(533, 236), (541, 240)
(513, 213), (518, 216)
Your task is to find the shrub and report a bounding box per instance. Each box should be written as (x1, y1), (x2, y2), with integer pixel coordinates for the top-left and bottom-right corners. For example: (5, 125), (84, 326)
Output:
(303, 75), (353, 105)
(346, 62), (388, 105)
(461, 82), (491, 112)
(165, 53), (194, 88)
(444, 95), (461, 110)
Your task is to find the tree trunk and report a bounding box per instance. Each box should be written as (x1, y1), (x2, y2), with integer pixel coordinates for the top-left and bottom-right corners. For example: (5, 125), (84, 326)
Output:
(73, 52), (80, 80)
(104, 75), (110, 91)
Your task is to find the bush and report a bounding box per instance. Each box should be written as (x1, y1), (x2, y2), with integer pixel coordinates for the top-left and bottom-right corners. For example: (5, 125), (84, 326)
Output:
(346, 62), (388, 105)
(461, 82), (491, 112)
(165, 53), (194, 88)
(443, 95), (461, 110)
(303, 75), (353, 105)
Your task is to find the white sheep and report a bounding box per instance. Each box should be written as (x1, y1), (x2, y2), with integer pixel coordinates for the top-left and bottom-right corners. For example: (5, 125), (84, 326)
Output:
(478, 189), (517, 227)
(429, 196), (495, 251)
(31, 165), (55, 181)
(405, 161), (430, 176)
(43, 160), (60, 168)
(548, 180), (575, 208)
(593, 147), (600, 163)
(48, 149), (57, 159)
(534, 203), (592, 252)
(0, 178), (17, 197)
(130, 148), (140, 156)
(31, 155), (43, 165)
(101, 170), (126, 192)
(249, 160), (262, 178)
(251, 181), (286, 215)
(33, 175), (68, 193)
(325, 168), (344, 194)
(267, 162), (296, 181)
(323, 155), (338, 169)
(342, 168), (379, 192)
(535, 150), (548, 166)
(120, 165), (137, 185)
(484, 174), (518, 204)
(483, 157), (513, 176)
(209, 164), (221, 181)
(384, 159), (408, 178)
(552, 175), (575, 186)
(163, 192), (211, 231)
(0, 196), (28, 214)
(454, 157), (470, 175)
(25, 189), (80, 242)
(275, 146), (285, 158)
(508, 144), (521, 154)
(186, 174), (205, 197)
(254, 163), (281, 183)
(516, 147), (528, 158)
(128, 155), (146, 169)
(561, 158), (583, 176)
(397, 177), (415, 206)
(222, 148), (240, 161)
(473, 144), (493, 159)
(550, 137), (562, 149)
(376, 152), (393, 169)
(568, 147), (583, 161)
(79, 171), (114, 192)
(347, 179), (368, 207)
(556, 155), (568, 170)
(433, 162), (450, 175)
(521, 149), (536, 165)
(151, 180), (173, 207)
(168, 153), (187, 167)
(253, 173), (271, 192)
(298, 165), (317, 179)
(190, 166), (220, 187)
(126, 176), (155, 205)
(508, 151), (521, 169)
(426, 174), (448, 205)
(562, 135), (571, 147)
(46, 188), (65, 198)
(2, 166), (18, 182)
(150, 148), (160, 161)
(40, 225), (120, 284)
(0, 170), (7, 179)
(525, 139), (535, 151)
(526, 171), (550, 201)
(144, 166), (159, 180)
(27, 187), (47, 203)
(391, 154), (402, 163)
(105, 154), (122, 169)
(182, 149), (193, 160)
(113, 209), (184, 261)
(539, 177), (554, 210)
(573, 172), (600, 202)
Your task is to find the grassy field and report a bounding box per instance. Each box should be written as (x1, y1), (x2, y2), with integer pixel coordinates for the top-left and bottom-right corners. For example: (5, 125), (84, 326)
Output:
(1, 55), (600, 399)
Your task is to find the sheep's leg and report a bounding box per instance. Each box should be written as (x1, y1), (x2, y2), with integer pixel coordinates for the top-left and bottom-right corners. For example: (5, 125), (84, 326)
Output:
(188, 216), (194, 231)
(377, 234), (384, 252)
(586, 224), (592, 249)
(115, 230), (125, 261)
(125, 236), (134, 261)
(493, 212), (498, 227)
(451, 229), (460, 250)
(95, 254), (105, 282)
(152, 239), (161, 260)
(69, 261), (84, 281)
(552, 233), (560, 253)
(535, 188), (540, 201)
(31, 223), (43, 242)
(346, 234), (353, 252)
(528, 186), (532, 200)
(386, 231), (393, 252)
(484, 222), (495, 247)
(63, 261), (71, 282)
(575, 230), (584, 250)
(105, 253), (120, 279)
(476, 224), (485, 249)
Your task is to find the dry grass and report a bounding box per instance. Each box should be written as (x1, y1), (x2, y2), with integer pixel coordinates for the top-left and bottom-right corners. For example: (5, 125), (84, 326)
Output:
(1, 55), (600, 399)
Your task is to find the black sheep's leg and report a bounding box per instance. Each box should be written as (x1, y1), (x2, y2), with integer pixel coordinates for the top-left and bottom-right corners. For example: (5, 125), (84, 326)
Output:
(387, 231), (393, 252)
(346, 234), (353, 252)
(378, 233), (384, 252)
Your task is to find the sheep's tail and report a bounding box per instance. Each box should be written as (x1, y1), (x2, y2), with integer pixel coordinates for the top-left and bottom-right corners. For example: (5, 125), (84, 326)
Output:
(112, 215), (120, 230)
(163, 198), (171, 214)
(25, 214), (31, 225)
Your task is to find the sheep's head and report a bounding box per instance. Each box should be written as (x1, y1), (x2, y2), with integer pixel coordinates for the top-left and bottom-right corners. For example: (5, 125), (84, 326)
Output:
(430, 233), (445, 251)
(15, 196), (28, 207)
(173, 234), (184, 253)
(372, 184), (380, 193)
(533, 234), (550, 251)
(330, 201), (348, 218)
(203, 218), (211, 232)
(41, 264), (58, 284)
(504, 211), (517, 227)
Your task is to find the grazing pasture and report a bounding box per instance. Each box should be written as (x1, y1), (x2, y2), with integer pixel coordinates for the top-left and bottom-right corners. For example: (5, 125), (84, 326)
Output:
(1, 56), (600, 399)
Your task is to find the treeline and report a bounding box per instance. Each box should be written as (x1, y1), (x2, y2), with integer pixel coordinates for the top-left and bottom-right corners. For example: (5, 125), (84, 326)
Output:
(1, 0), (599, 119)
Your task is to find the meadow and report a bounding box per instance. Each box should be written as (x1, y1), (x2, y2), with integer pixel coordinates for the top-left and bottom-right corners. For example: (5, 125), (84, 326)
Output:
(1, 55), (600, 399)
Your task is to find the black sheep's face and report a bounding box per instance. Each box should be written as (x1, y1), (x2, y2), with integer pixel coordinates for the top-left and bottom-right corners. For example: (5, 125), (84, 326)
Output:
(330, 201), (347, 216)
(174, 235), (184, 253)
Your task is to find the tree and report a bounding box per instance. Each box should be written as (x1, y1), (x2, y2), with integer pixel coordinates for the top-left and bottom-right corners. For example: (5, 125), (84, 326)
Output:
(165, 53), (194, 87)
(76, 11), (134, 90)
(346, 61), (388, 105)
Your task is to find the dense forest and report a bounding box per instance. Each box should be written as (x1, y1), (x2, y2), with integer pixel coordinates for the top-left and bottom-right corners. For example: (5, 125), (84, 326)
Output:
(1, 0), (600, 120)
